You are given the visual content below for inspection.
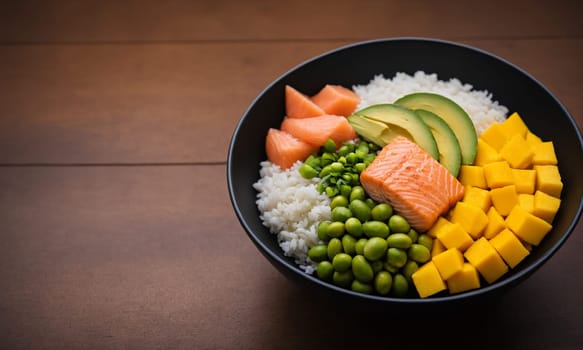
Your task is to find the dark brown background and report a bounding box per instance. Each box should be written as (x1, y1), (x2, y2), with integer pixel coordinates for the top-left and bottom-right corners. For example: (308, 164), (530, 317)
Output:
(1, 1), (582, 349)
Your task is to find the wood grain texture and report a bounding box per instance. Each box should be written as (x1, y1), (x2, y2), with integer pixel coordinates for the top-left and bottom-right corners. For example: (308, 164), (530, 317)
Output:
(1, 0), (582, 43)
(0, 166), (581, 349)
(0, 39), (581, 164)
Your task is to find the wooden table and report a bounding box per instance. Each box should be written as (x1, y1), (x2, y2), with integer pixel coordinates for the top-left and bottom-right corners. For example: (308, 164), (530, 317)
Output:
(1, 1), (582, 349)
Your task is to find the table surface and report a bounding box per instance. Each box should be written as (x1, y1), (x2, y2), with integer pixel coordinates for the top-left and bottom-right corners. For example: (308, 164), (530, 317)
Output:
(1, 1), (582, 349)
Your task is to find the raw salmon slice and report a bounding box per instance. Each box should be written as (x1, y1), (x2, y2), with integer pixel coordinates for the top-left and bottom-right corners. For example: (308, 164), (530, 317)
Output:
(265, 128), (318, 169)
(281, 114), (357, 148)
(311, 84), (361, 117)
(285, 85), (326, 119)
(360, 136), (464, 232)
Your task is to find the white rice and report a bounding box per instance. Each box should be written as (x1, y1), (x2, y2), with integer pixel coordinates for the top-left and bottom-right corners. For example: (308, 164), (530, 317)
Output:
(254, 71), (508, 274)
(353, 71), (508, 135)
(253, 160), (331, 274)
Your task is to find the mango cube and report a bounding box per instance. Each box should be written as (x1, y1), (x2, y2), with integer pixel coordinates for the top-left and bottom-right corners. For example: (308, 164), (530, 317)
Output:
(459, 166), (487, 189)
(450, 202), (489, 239)
(435, 221), (474, 252)
(464, 237), (508, 284)
(447, 263), (481, 294)
(531, 141), (558, 165)
(489, 229), (530, 268)
(427, 216), (450, 239)
(480, 123), (509, 151)
(432, 248), (464, 280)
(483, 207), (506, 239)
(412, 261), (446, 298)
(500, 112), (529, 138)
(431, 238), (446, 257)
(511, 169), (536, 194)
(500, 134), (534, 169)
(518, 194), (535, 213)
(463, 186), (491, 212)
(534, 165), (563, 197)
(505, 205), (553, 246)
(490, 185), (519, 216)
(533, 190), (561, 223)
(483, 161), (514, 189)
(475, 139), (502, 166)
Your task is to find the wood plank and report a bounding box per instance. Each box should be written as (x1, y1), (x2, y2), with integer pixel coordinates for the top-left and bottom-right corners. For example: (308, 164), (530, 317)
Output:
(0, 165), (582, 349)
(1, 0), (582, 43)
(0, 39), (581, 164)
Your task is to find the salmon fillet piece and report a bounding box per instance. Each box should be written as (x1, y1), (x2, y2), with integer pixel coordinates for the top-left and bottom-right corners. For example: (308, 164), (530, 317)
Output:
(360, 136), (464, 232)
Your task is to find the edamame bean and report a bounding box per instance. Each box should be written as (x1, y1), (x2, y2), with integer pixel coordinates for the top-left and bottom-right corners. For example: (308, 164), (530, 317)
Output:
(371, 203), (393, 221)
(354, 162), (367, 173)
(374, 271), (393, 295)
(355, 142), (369, 159)
(326, 221), (345, 238)
(417, 234), (434, 251)
(371, 260), (384, 274)
(333, 270), (354, 288)
(308, 244), (328, 262)
(337, 144), (352, 157)
(349, 186), (366, 202)
(352, 255), (374, 283)
(330, 162), (344, 173)
(346, 152), (358, 165)
(363, 237), (388, 261)
(332, 253), (352, 272)
(345, 217), (363, 238)
(389, 215), (411, 233)
(386, 247), (408, 268)
(341, 235), (357, 255)
(408, 244), (431, 263)
(386, 233), (413, 249)
(330, 195), (348, 209)
(304, 155), (320, 169)
(299, 163), (318, 179)
(339, 184), (352, 198)
(407, 229), (419, 243)
(349, 199), (371, 222)
(323, 139), (337, 153)
(354, 238), (368, 255)
(351, 280), (373, 294)
(365, 198), (377, 209)
(331, 207), (352, 222)
(383, 262), (399, 274)
(327, 238), (343, 260)
(320, 152), (336, 167)
(392, 273), (409, 297)
(363, 221), (389, 238)
(317, 221), (330, 242)
(316, 261), (333, 281)
(402, 260), (419, 282)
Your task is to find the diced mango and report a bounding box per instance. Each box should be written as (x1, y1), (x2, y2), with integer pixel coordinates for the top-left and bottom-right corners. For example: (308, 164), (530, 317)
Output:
(447, 263), (481, 294)
(499, 134), (534, 169)
(489, 228), (530, 268)
(490, 185), (519, 216)
(432, 248), (464, 280)
(505, 205), (553, 246)
(462, 186), (491, 212)
(534, 165), (563, 197)
(412, 261), (446, 298)
(532, 190), (561, 223)
(475, 139), (502, 166)
(525, 131), (543, 148)
(483, 161), (514, 189)
(431, 238), (446, 257)
(500, 112), (529, 138)
(483, 207), (506, 239)
(480, 123), (509, 151)
(435, 221), (474, 252)
(511, 169), (536, 194)
(464, 237), (509, 284)
(517, 193), (535, 213)
(449, 202), (489, 239)
(427, 216), (450, 239)
(459, 166), (487, 189)
(531, 141), (558, 165)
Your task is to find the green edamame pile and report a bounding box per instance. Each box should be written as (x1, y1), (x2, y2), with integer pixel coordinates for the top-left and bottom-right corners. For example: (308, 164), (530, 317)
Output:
(302, 139), (434, 297)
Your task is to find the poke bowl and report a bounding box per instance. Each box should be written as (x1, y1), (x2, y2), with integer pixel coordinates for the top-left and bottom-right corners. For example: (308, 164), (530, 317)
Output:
(227, 38), (583, 308)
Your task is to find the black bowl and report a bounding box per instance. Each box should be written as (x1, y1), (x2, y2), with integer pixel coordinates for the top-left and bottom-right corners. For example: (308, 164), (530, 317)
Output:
(227, 38), (583, 308)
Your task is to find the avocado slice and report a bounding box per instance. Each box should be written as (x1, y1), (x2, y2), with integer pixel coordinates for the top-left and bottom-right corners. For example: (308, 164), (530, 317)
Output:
(395, 93), (477, 165)
(415, 109), (462, 177)
(348, 103), (439, 160)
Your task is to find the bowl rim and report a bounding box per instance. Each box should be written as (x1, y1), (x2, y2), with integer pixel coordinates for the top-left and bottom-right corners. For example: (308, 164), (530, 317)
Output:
(227, 37), (583, 304)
